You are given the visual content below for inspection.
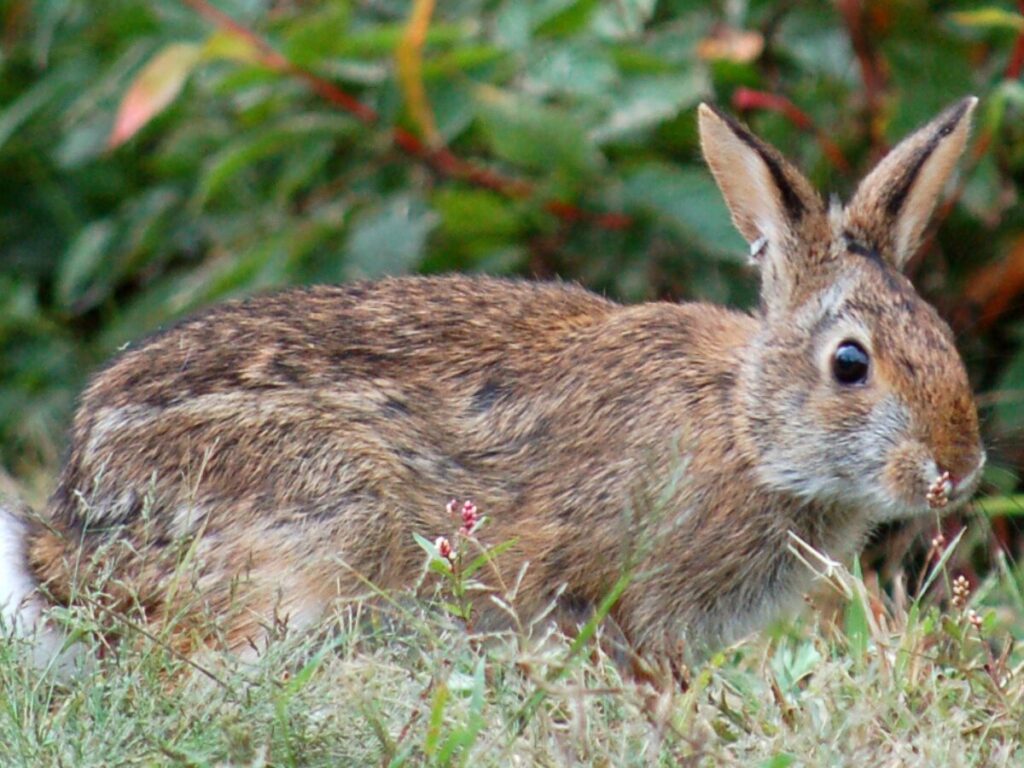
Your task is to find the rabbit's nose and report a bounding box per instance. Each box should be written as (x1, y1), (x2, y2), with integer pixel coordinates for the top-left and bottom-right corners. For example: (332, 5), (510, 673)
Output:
(943, 446), (986, 500)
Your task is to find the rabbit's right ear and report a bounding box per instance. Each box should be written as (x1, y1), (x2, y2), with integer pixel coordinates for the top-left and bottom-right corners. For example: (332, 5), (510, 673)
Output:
(844, 97), (976, 271)
(698, 104), (829, 313)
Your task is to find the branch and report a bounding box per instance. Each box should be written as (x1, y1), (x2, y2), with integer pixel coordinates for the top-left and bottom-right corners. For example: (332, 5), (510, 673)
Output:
(732, 88), (851, 173)
(396, 0), (440, 145)
(181, 0), (631, 231)
(1006, 1), (1024, 79)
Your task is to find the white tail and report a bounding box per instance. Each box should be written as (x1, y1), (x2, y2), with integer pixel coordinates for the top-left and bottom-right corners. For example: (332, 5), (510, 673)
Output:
(0, 503), (75, 672)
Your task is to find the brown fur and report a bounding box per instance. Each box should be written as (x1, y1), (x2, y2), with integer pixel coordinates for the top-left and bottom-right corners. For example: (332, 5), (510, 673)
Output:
(20, 100), (985, 662)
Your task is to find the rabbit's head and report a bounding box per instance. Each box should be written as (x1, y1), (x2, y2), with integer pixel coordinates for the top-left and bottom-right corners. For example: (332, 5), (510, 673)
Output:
(699, 98), (984, 521)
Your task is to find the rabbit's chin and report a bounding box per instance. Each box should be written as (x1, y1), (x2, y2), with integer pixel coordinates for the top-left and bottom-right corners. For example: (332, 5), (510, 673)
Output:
(868, 494), (956, 524)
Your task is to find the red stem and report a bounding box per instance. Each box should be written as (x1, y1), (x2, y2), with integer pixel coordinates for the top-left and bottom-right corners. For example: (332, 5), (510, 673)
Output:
(732, 88), (851, 173)
(1006, 1), (1024, 79)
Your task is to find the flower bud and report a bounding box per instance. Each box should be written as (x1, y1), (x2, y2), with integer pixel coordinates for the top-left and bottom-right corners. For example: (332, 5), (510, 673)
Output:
(434, 536), (453, 561)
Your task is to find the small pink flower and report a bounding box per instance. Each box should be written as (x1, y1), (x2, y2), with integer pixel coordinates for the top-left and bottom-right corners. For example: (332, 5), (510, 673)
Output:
(457, 500), (481, 536)
(445, 497), (483, 536)
(435, 536), (453, 561)
(952, 574), (971, 609)
(967, 609), (983, 631)
(927, 471), (951, 509)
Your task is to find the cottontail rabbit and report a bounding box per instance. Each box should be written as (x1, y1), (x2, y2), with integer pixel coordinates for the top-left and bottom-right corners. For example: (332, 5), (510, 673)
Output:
(0, 98), (985, 668)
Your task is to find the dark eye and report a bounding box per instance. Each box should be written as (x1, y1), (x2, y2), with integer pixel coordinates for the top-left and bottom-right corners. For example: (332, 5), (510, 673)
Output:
(832, 341), (870, 385)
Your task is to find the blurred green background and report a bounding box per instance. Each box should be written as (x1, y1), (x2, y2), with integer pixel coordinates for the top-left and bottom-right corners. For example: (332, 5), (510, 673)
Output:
(2, 0), (1024, 550)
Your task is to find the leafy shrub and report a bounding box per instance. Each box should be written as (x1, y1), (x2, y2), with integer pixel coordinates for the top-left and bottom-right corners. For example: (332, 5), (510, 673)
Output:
(2, 0), (1024, 519)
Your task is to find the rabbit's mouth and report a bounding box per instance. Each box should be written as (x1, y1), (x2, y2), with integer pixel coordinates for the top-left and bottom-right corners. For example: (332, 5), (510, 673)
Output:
(941, 450), (987, 508)
(915, 449), (986, 515)
(877, 443), (986, 520)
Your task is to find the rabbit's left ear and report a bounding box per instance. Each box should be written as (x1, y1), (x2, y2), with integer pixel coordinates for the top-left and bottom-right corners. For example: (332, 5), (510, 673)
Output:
(845, 97), (977, 271)
(698, 103), (830, 314)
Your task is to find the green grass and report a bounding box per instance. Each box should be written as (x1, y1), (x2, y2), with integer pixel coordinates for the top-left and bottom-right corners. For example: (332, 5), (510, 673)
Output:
(2, 527), (1023, 768)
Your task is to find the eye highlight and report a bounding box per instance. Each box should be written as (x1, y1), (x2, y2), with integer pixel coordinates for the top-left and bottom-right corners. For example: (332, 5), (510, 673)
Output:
(832, 341), (870, 385)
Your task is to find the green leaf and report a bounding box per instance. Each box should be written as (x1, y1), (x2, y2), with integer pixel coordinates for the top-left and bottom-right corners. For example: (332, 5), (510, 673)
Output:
(434, 188), (522, 242)
(423, 80), (477, 142)
(844, 557), (869, 659)
(425, 45), (508, 78)
(974, 494), (1024, 517)
(273, 140), (335, 203)
(593, 0), (658, 38)
(423, 682), (450, 757)
(344, 196), (438, 280)
(55, 111), (113, 169)
(462, 539), (518, 579)
(475, 87), (601, 175)
(979, 465), (1019, 497)
(442, 601), (470, 619)
(437, 658), (487, 763)
(950, 8), (1024, 31)
(535, 0), (598, 37)
(56, 220), (116, 310)
(941, 615), (965, 644)
(202, 29), (269, 67)
(771, 640), (822, 694)
(280, 3), (353, 66)
(331, 22), (469, 58)
(0, 65), (78, 153)
(193, 114), (357, 208)
(622, 163), (745, 258)
(917, 527), (967, 599)
(283, 646), (326, 694)
(413, 532), (440, 557)
(430, 560), (454, 577)
(495, 0), (596, 47)
(591, 72), (707, 143)
(413, 533), (454, 574)
(524, 44), (618, 98)
(778, 7), (853, 79)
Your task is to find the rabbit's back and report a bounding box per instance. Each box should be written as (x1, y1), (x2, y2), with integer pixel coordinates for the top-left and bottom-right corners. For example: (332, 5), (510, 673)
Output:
(76, 275), (616, 413)
(51, 276), (618, 528)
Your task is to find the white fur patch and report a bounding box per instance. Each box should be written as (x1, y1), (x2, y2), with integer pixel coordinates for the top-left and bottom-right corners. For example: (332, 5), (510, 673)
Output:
(86, 404), (158, 456)
(0, 503), (79, 674)
(171, 502), (206, 538)
(0, 505), (37, 632)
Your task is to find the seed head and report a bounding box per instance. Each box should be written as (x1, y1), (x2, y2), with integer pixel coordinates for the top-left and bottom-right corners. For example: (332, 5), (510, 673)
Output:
(951, 574), (970, 610)
(926, 471), (952, 509)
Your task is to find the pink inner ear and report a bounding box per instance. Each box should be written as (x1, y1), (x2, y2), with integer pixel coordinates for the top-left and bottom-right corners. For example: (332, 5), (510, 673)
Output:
(698, 104), (794, 247)
(843, 97), (976, 270)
